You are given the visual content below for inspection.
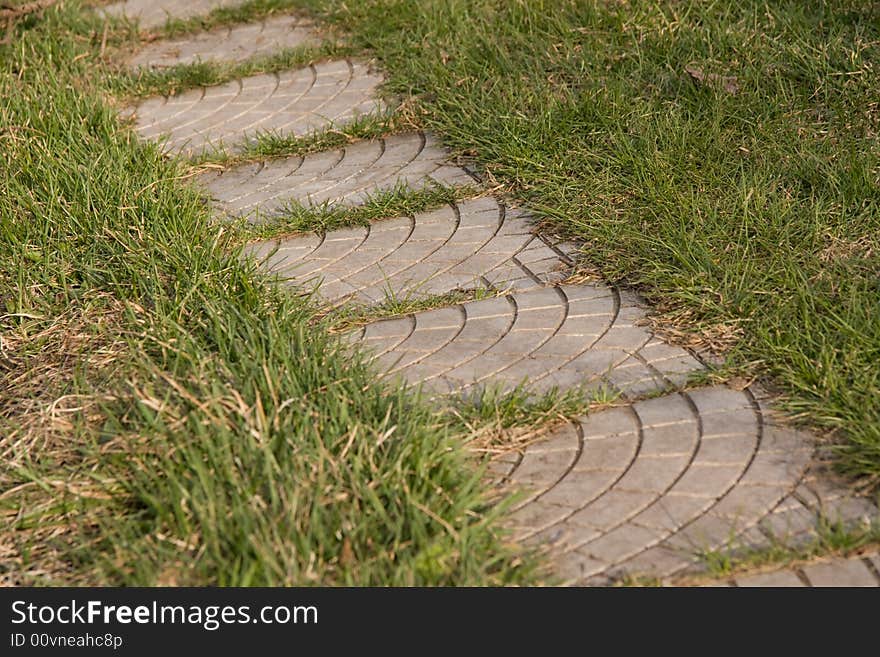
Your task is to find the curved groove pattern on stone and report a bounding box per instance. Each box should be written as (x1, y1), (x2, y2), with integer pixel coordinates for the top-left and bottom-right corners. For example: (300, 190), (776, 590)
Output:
(130, 15), (320, 69)
(248, 197), (568, 303)
(202, 133), (476, 220)
(355, 284), (705, 398)
(244, 197), (570, 303)
(486, 386), (876, 585)
(103, 0), (244, 30)
(132, 61), (384, 155)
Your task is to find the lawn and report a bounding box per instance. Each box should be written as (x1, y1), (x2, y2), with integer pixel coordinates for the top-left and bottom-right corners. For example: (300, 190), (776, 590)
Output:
(1, 0), (878, 585)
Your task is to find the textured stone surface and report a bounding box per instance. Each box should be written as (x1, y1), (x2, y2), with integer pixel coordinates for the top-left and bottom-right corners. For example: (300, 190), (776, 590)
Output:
(244, 197), (568, 303)
(103, 0), (244, 30)
(202, 132), (475, 220)
(355, 284), (705, 398)
(801, 557), (879, 587)
(734, 569), (806, 587)
(483, 385), (876, 584)
(732, 553), (880, 588)
(131, 61), (384, 155)
(130, 15), (320, 69)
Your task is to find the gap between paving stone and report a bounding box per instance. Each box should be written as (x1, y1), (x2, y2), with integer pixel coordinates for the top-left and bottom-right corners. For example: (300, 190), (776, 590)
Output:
(103, 0), (246, 31)
(116, 3), (879, 586)
(709, 550), (880, 587)
(129, 14), (321, 69)
(201, 132), (477, 220)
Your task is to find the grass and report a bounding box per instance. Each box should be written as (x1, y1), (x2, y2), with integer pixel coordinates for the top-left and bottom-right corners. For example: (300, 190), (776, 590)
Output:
(0, 2), (536, 585)
(148, 0), (324, 38)
(284, 0), (880, 486)
(324, 286), (498, 332)
(235, 181), (482, 238)
(190, 110), (410, 165)
(449, 382), (620, 442)
(110, 43), (357, 100)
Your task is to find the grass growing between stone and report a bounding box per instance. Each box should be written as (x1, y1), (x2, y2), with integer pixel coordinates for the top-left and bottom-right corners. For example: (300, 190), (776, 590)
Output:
(110, 43), (357, 100)
(233, 181), (482, 238)
(323, 287), (498, 332)
(0, 2), (535, 585)
(153, 0), (323, 38)
(451, 382), (620, 435)
(287, 0), (880, 487)
(189, 110), (409, 165)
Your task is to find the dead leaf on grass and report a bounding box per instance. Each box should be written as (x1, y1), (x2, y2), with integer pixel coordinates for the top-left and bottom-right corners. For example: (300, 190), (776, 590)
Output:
(685, 64), (739, 95)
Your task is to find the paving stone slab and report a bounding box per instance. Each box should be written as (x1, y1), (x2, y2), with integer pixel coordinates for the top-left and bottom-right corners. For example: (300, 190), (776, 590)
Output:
(103, 0), (244, 30)
(801, 556), (879, 587)
(130, 61), (384, 155)
(731, 553), (880, 587)
(129, 15), (320, 69)
(202, 132), (476, 219)
(354, 284), (705, 397)
(734, 569), (806, 587)
(486, 385), (877, 584)
(244, 197), (568, 304)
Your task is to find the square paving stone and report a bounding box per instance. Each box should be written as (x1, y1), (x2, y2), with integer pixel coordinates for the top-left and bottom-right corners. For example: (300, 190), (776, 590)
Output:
(735, 569), (806, 587)
(801, 558), (879, 587)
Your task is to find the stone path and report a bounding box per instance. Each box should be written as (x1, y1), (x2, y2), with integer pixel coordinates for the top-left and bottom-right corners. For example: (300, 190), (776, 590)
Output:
(204, 133), (475, 220)
(715, 551), (880, 587)
(132, 61), (384, 155)
(493, 387), (875, 584)
(112, 3), (879, 586)
(358, 285), (702, 397)
(243, 197), (570, 304)
(130, 15), (320, 69)
(104, 0), (244, 30)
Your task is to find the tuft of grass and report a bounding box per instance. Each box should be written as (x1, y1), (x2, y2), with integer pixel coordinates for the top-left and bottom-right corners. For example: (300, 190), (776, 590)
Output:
(154, 0), (314, 37)
(287, 0), (880, 486)
(191, 110), (409, 166)
(109, 43), (357, 100)
(325, 286), (497, 333)
(236, 181), (481, 238)
(446, 381), (622, 457)
(0, 0), (535, 586)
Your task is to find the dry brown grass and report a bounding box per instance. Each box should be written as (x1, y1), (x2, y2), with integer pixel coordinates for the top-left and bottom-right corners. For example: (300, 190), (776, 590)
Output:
(0, 293), (131, 585)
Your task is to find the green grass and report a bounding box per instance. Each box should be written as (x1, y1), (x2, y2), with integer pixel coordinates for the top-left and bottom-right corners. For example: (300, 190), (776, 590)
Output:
(236, 181), (481, 237)
(190, 110), (408, 165)
(0, 2), (535, 585)
(324, 286), (498, 332)
(449, 381), (620, 434)
(148, 0), (323, 37)
(284, 0), (880, 485)
(110, 44), (357, 100)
